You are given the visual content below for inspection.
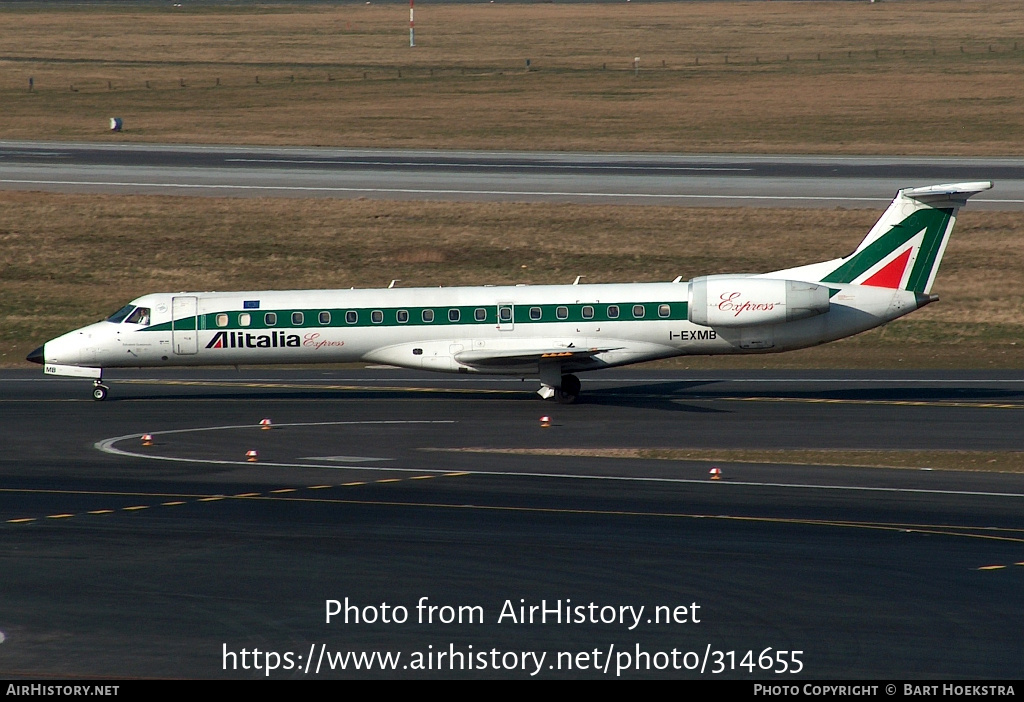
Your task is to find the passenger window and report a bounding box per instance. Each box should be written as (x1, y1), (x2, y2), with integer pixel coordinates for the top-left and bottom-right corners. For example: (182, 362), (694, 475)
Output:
(239, 313), (251, 327)
(397, 310), (409, 323)
(499, 307), (512, 322)
(556, 306), (568, 320)
(422, 309), (434, 323)
(659, 304), (671, 318)
(264, 312), (277, 326)
(530, 307), (542, 321)
(319, 311), (331, 325)
(475, 308), (487, 322)
(448, 309), (460, 322)
(216, 313), (229, 327)
(291, 311), (304, 326)
(346, 311), (358, 324)
(582, 305), (594, 319)
(107, 305), (135, 323)
(633, 305), (646, 319)
(125, 307), (151, 325)
(607, 305), (619, 319)
(371, 310), (383, 324)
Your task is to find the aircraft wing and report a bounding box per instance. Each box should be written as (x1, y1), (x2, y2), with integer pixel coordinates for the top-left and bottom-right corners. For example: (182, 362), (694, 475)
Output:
(455, 346), (620, 368)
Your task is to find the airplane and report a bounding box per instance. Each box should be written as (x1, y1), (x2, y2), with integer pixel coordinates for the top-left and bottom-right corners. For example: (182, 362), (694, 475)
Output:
(27, 181), (991, 403)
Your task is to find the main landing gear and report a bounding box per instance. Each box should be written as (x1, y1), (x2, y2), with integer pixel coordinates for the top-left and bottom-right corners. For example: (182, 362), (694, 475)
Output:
(538, 373), (581, 404)
(92, 379), (109, 401)
(556, 373), (581, 404)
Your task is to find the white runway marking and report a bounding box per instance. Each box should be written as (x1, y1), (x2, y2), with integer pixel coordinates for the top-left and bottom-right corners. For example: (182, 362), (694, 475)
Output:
(224, 158), (753, 172)
(94, 421), (1024, 500)
(1, 179), (1021, 205)
(94, 420), (453, 472)
(13, 375), (1024, 385)
(0, 177), (899, 201)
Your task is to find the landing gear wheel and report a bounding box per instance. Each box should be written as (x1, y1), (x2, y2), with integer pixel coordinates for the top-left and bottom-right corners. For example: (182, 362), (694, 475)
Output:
(554, 389), (578, 404)
(555, 374), (580, 404)
(92, 383), (108, 401)
(560, 374), (581, 397)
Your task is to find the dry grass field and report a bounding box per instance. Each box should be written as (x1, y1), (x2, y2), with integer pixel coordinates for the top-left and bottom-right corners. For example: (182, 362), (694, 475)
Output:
(0, 1), (1023, 152)
(2, 3), (1023, 370)
(3, 191), (1021, 369)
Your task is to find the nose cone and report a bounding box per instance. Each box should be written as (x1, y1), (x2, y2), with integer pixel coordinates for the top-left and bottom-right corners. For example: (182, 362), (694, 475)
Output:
(26, 345), (44, 365)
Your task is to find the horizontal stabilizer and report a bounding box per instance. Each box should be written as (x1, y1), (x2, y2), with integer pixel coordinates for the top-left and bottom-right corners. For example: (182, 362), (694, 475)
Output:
(900, 181), (992, 207)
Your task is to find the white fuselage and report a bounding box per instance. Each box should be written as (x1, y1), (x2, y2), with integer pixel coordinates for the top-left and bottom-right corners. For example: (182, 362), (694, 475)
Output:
(41, 280), (922, 376)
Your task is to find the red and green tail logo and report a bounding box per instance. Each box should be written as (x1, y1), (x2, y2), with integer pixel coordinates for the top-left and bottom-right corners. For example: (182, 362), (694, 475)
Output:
(821, 207), (954, 294)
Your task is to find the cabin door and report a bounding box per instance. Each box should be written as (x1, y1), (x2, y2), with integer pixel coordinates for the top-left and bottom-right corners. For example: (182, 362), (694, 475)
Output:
(172, 296), (199, 355)
(497, 303), (514, 331)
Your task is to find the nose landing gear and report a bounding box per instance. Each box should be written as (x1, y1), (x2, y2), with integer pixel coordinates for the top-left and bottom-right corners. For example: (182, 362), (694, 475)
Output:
(92, 379), (109, 401)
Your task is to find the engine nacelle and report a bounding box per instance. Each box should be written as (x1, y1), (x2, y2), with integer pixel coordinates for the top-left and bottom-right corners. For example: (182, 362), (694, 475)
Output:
(688, 276), (831, 328)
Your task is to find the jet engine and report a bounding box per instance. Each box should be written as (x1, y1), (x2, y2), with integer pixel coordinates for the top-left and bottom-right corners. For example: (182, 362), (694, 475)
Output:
(688, 276), (831, 327)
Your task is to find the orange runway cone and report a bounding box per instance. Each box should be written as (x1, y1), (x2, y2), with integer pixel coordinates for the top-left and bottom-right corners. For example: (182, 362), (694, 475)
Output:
(246, 450), (259, 462)
(141, 434), (154, 446)
(709, 467), (722, 480)
(540, 416), (551, 428)
(259, 418), (272, 430)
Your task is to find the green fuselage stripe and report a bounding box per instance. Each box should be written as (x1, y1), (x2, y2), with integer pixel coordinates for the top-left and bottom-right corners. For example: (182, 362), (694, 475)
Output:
(145, 301), (690, 332)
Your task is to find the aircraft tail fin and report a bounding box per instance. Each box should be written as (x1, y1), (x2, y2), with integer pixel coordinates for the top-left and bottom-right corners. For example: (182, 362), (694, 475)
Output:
(818, 182), (992, 294)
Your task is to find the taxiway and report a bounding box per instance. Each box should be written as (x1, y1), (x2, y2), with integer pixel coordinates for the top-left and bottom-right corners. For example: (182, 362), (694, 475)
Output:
(1, 141), (1023, 208)
(1, 369), (1022, 678)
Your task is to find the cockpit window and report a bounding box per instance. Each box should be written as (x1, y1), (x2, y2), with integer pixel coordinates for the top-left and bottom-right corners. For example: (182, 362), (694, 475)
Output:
(125, 307), (151, 325)
(107, 305), (135, 323)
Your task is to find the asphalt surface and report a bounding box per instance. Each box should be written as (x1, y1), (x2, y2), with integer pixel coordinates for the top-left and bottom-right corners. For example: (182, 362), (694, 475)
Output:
(1, 141), (1022, 208)
(1, 368), (1023, 679)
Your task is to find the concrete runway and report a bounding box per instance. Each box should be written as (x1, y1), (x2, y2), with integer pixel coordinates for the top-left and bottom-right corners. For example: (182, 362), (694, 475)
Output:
(2, 368), (1023, 678)
(1, 141), (1023, 209)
